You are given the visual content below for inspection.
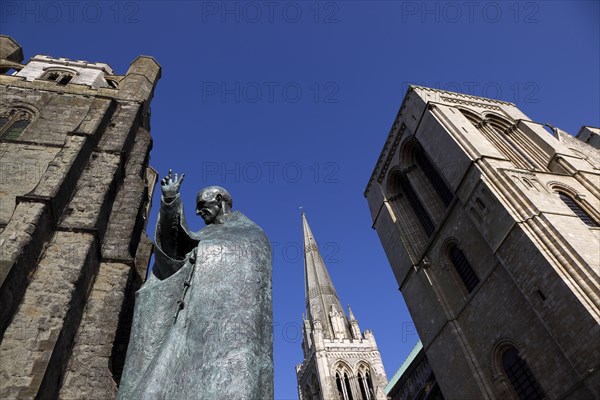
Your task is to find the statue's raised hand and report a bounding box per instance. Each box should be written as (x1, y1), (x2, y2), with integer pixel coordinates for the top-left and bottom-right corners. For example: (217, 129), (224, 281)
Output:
(161, 169), (185, 199)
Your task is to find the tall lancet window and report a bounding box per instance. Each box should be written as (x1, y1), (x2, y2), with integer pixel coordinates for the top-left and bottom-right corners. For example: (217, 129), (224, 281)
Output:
(336, 373), (344, 400)
(446, 243), (480, 293)
(388, 136), (457, 257)
(397, 173), (435, 236)
(357, 364), (375, 400)
(414, 146), (453, 207)
(344, 373), (354, 400)
(334, 364), (355, 400)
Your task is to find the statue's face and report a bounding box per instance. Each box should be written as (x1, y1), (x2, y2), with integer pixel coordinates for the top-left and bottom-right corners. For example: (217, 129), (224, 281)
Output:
(196, 195), (222, 224)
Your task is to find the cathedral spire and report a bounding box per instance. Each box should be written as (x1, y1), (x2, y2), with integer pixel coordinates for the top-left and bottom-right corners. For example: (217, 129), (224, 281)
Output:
(302, 212), (350, 339)
(297, 213), (389, 400)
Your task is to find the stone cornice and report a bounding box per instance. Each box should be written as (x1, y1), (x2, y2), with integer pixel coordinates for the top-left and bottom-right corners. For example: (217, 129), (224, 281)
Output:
(440, 96), (503, 111)
(365, 85), (516, 196)
(326, 350), (382, 359)
(412, 85), (516, 107)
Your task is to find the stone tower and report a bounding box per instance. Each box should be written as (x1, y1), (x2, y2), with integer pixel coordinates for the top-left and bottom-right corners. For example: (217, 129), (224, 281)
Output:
(0, 36), (160, 399)
(296, 213), (388, 400)
(364, 85), (600, 399)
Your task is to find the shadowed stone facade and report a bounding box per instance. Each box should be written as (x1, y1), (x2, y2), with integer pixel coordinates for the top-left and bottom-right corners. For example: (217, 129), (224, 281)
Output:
(0, 36), (160, 399)
(365, 85), (600, 399)
(296, 214), (388, 400)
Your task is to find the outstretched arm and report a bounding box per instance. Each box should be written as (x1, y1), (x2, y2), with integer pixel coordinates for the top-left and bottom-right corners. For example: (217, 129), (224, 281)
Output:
(153, 170), (197, 279)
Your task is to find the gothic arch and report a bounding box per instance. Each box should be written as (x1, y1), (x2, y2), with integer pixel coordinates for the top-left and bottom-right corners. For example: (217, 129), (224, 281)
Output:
(333, 361), (355, 400)
(2, 101), (39, 118)
(0, 105), (36, 140)
(355, 362), (376, 400)
(332, 360), (353, 375)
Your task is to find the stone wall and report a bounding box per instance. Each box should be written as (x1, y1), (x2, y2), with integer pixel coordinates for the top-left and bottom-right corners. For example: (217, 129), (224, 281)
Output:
(0, 36), (160, 399)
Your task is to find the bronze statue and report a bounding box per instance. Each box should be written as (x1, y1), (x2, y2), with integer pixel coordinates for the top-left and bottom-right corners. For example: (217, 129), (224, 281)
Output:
(117, 170), (273, 399)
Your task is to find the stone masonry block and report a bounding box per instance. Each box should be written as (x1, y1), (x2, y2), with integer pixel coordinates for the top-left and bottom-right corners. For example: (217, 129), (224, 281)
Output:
(59, 152), (122, 233)
(0, 231), (96, 400)
(59, 262), (131, 400)
(0, 202), (52, 338)
(97, 102), (140, 153)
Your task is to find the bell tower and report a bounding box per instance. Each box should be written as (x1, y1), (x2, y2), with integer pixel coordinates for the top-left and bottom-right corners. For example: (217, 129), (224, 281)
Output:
(296, 213), (388, 400)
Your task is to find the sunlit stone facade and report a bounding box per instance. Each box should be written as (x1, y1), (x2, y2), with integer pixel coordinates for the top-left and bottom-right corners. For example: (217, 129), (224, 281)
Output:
(365, 85), (600, 399)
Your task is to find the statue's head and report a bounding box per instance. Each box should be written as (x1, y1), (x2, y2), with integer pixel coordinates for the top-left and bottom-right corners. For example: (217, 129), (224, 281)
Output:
(196, 186), (233, 224)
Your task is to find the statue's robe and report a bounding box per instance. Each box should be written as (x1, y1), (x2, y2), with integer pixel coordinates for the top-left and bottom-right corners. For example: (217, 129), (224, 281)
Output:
(117, 195), (273, 400)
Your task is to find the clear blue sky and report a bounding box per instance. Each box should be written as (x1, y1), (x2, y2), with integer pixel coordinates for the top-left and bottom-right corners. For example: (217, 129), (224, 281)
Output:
(3, 1), (599, 398)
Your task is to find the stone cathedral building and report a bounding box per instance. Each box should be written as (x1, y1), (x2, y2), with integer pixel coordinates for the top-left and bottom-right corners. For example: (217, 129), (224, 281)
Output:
(296, 213), (388, 400)
(364, 85), (600, 399)
(0, 36), (160, 399)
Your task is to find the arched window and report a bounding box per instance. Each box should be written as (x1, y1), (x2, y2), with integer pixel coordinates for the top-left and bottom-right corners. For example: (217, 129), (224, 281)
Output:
(398, 173), (435, 236)
(447, 243), (479, 293)
(343, 373), (354, 400)
(357, 364), (375, 400)
(557, 191), (599, 227)
(358, 375), (368, 400)
(388, 139), (450, 261)
(366, 372), (374, 398)
(502, 347), (545, 400)
(336, 373), (344, 400)
(388, 167), (435, 262)
(0, 109), (33, 140)
(461, 110), (548, 171)
(334, 364), (355, 400)
(42, 69), (75, 85)
(414, 147), (453, 207)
